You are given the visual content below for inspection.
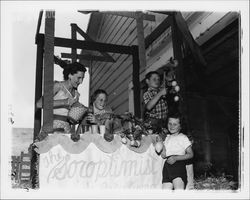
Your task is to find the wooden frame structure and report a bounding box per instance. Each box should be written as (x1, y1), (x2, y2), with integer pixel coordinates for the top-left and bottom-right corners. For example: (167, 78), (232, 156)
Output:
(31, 10), (206, 188)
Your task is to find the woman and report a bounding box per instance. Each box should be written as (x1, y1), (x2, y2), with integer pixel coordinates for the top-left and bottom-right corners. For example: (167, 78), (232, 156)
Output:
(36, 57), (86, 139)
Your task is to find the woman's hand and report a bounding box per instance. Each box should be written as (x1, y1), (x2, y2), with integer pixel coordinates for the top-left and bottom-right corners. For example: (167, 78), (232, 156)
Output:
(86, 113), (97, 124)
(67, 96), (78, 107)
(167, 156), (177, 165)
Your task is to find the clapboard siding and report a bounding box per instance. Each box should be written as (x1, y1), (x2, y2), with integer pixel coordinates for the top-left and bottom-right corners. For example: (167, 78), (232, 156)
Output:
(91, 17), (133, 77)
(88, 13), (169, 113)
(110, 89), (129, 110)
(91, 18), (135, 80)
(102, 16), (125, 43)
(113, 98), (129, 114)
(91, 22), (150, 91)
(98, 15), (116, 42)
(91, 17), (134, 78)
(101, 58), (132, 93)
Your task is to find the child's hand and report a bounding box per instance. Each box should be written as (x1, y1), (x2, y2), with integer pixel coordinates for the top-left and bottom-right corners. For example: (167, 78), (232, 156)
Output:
(86, 113), (97, 123)
(167, 156), (177, 165)
(159, 88), (167, 96)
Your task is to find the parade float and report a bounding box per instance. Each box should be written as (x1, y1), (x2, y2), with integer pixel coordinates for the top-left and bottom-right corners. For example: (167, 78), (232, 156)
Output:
(30, 9), (205, 189)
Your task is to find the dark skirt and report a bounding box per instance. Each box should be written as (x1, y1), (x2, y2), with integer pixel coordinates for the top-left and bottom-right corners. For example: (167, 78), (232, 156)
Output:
(162, 158), (187, 186)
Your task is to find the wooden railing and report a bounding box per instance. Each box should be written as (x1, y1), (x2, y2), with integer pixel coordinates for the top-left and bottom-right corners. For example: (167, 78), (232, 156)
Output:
(11, 151), (31, 183)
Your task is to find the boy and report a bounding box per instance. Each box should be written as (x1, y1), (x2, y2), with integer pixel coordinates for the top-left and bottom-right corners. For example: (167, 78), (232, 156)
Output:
(143, 71), (168, 139)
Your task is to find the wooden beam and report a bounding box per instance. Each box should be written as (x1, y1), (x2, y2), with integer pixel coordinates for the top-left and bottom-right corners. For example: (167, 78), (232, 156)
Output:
(131, 45), (141, 118)
(135, 12), (147, 71)
(30, 33), (44, 189)
(61, 53), (115, 62)
(173, 12), (207, 66)
(148, 11), (174, 16)
(104, 11), (155, 21)
(35, 10), (43, 36)
(78, 11), (156, 21)
(43, 11), (55, 133)
(71, 24), (77, 62)
(71, 24), (115, 62)
(171, 14), (190, 127)
(144, 15), (172, 49)
(36, 34), (133, 54)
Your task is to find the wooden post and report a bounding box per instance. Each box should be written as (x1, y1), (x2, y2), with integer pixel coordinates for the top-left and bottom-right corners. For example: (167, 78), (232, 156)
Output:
(43, 11), (55, 132)
(135, 11), (147, 72)
(171, 14), (188, 119)
(71, 23), (77, 62)
(30, 10), (44, 188)
(201, 98), (211, 165)
(131, 45), (141, 118)
(30, 38), (44, 188)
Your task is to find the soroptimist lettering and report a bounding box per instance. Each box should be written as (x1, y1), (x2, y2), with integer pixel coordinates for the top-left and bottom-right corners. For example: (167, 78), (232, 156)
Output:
(46, 151), (159, 183)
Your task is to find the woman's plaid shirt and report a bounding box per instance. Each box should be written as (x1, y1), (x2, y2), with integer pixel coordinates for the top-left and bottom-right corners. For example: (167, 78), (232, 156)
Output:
(143, 87), (168, 119)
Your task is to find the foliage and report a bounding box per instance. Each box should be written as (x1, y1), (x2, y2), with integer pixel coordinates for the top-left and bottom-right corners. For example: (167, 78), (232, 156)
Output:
(194, 175), (238, 190)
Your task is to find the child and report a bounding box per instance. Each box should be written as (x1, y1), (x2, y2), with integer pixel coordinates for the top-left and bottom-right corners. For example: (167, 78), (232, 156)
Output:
(76, 89), (122, 140)
(143, 71), (168, 139)
(160, 113), (194, 190)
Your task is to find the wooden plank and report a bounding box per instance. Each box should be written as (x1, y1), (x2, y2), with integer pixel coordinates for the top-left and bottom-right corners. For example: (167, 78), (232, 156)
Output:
(109, 86), (129, 107)
(91, 54), (130, 91)
(112, 97), (129, 113)
(61, 53), (115, 62)
(36, 34), (133, 54)
(103, 11), (155, 21)
(136, 12), (147, 72)
(71, 23), (77, 62)
(31, 25), (44, 188)
(91, 17), (134, 78)
(103, 17), (128, 47)
(54, 35), (132, 54)
(111, 96), (129, 113)
(20, 161), (30, 166)
(102, 16), (123, 43)
(20, 169), (31, 173)
(72, 24), (115, 62)
(98, 15), (116, 42)
(174, 12), (206, 66)
(36, 10), (43, 36)
(102, 59), (132, 96)
(171, 15), (189, 125)
(33, 38), (44, 141)
(149, 11), (174, 16)
(43, 11), (55, 132)
(132, 45), (141, 118)
(91, 22), (149, 89)
(106, 72), (131, 105)
(145, 15), (172, 49)
(91, 27), (136, 88)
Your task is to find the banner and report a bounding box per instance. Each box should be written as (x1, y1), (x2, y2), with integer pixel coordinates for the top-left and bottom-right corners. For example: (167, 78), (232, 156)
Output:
(39, 143), (164, 189)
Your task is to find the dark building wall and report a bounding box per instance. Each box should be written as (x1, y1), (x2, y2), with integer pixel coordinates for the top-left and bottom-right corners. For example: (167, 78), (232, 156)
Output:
(185, 18), (239, 179)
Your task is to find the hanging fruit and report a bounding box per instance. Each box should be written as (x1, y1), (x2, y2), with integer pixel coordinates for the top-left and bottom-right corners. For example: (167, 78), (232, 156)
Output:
(174, 96), (180, 102)
(174, 85), (180, 92)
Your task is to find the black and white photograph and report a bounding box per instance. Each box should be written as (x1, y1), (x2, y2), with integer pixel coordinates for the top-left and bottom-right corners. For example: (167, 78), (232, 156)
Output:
(1, 1), (249, 199)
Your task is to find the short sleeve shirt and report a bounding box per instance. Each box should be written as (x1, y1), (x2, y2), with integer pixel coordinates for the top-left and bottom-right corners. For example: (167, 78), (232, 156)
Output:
(143, 87), (168, 119)
(164, 133), (192, 157)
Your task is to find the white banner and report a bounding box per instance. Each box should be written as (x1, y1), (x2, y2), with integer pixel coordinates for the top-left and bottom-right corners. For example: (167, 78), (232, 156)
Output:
(39, 143), (164, 189)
